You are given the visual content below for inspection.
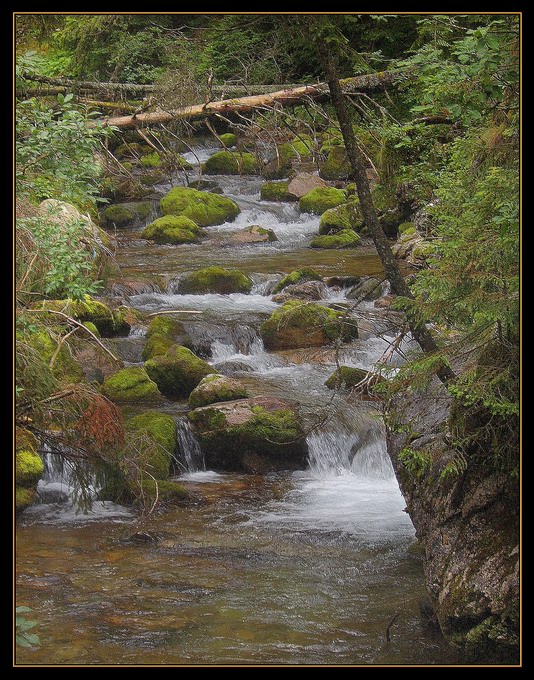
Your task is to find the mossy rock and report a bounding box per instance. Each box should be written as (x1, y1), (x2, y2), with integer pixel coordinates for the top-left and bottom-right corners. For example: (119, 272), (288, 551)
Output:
(82, 321), (100, 338)
(114, 142), (149, 159)
(188, 374), (248, 409)
(31, 331), (85, 383)
(140, 151), (162, 168)
(175, 154), (193, 170)
(16, 427), (38, 454)
(299, 187), (346, 215)
(16, 449), (45, 488)
(142, 333), (175, 362)
(160, 187), (240, 226)
(101, 367), (163, 403)
(146, 316), (185, 340)
(219, 133), (236, 147)
(127, 411), (178, 479)
(260, 181), (296, 202)
(260, 301), (358, 350)
(101, 203), (135, 227)
(325, 366), (366, 390)
(398, 221), (415, 235)
(310, 230), (361, 249)
(140, 171), (164, 186)
(177, 267), (252, 294)
(16, 486), (37, 513)
(135, 479), (189, 504)
(411, 240), (436, 261)
(319, 198), (364, 234)
(230, 225), (278, 243)
(187, 396), (308, 472)
(34, 296), (130, 337)
(347, 277), (384, 301)
(202, 150), (260, 175)
(145, 345), (215, 398)
(319, 146), (351, 181)
(272, 267), (322, 294)
(262, 138), (314, 179)
(141, 215), (202, 244)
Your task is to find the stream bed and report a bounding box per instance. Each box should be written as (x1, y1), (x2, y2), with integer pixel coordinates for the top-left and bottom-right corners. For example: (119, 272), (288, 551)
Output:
(16, 141), (461, 665)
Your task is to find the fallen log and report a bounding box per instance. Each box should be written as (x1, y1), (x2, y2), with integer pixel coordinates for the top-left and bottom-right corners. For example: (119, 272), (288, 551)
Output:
(98, 71), (410, 129)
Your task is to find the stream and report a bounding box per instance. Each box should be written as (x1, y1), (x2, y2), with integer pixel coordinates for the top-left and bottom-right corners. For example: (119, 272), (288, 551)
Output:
(16, 140), (461, 665)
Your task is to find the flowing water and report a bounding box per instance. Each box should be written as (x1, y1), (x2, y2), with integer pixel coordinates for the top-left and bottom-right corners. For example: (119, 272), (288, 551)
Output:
(16, 140), (460, 665)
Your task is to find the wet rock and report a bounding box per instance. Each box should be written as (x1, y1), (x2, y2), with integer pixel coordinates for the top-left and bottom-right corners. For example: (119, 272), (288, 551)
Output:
(299, 187), (346, 215)
(101, 366), (163, 403)
(188, 374), (248, 409)
(228, 225), (278, 244)
(287, 172), (328, 199)
(73, 343), (124, 383)
(160, 187), (240, 227)
(142, 215), (203, 244)
(187, 178), (221, 192)
(177, 267), (252, 295)
(202, 150), (260, 175)
(107, 279), (164, 296)
(310, 230), (360, 249)
(260, 301), (358, 350)
(374, 294), (396, 309)
(347, 277), (384, 302)
(272, 267), (322, 294)
(319, 198), (364, 234)
(325, 365), (385, 396)
(145, 345), (215, 398)
(100, 201), (153, 229)
(260, 181), (296, 202)
(272, 280), (327, 303)
(324, 275), (361, 289)
(187, 396), (308, 472)
(125, 531), (161, 545)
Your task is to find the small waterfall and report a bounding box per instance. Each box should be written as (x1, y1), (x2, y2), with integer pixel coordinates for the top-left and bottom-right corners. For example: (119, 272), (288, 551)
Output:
(176, 417), (205, 472)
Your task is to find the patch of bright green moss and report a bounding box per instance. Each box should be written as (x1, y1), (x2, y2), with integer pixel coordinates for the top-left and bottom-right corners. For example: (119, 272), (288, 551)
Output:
(260, 181), (295, 202)
(101, 367), (162, 403)
(145, 345), (215, 398)
(319, 198), (363, 234)
(219, 133), (236, 147)
(310, 230), (361, 249)
(202, 150), (260, 175)
(272, 267), (322, 294)
(142, 333), (175, 361)
(177, 267), (252, 294)
(160, 187), (240, 226)
(299, 187), (346, 215)
(146, 316), (185, 340)
(141, 215), (202, 244)
(140, 151), (162, 167)
(319, 146), (351, 180)
(16, 449), (44, 487)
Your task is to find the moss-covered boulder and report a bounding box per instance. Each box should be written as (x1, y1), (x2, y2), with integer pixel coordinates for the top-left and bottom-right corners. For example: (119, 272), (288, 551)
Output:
(127, 411), (177, 479)
(325, 365), (385, 396)
(299, 187), (346, 215)
(272, 267), (322, 294)
(160, 187), (240, 226)
(142, 333), (175, 362)
(398, 221), (415, 236)
(262, 138), (314, 179)
(219, 132), (236, 148)
(311, 230), (361, 249)
(229, 225), (278, 244)
(319, 198), (364, 234)
(140, 151), (162, 167)
(260, 181), (296, 202)
(31, 331), (85, 383)
(15, 428), (44, 514)
(101, 367), (163, 403)
(101, 201), (152, 228)
(34, 296), (131, 337)
(188, 374), (248, 409)
(287, 173), (329, 199)
(145, 345), (215, 398)
(141, 215), (202, 244)
(146, 316), (185, 340)
(260, 301), (358, 350)
(187, 396), (308, 472)
(140, 170), (164, 186)
(319, 146), (351, 180)
(177, 267), (252, 294)
(202, 150), (260, 175)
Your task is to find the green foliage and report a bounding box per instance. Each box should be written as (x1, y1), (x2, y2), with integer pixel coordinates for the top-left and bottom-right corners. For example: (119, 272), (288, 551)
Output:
(16, 607), (41, 649)
(398, 446), (432, 478)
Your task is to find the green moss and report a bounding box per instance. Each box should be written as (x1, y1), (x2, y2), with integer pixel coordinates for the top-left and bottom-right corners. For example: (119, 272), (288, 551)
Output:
(16, 450), (44, 487)
(82, 321), (100, 338)
(16, 486), (37, 513)
(260, 181), (295, 202)
(299, 187), (346, 215)
(260, 301), (358, 350)
(101, 367), (162, 403)
(145, 345), (215, 398)
(142, 333), (175, 361)
(140, 151), (162, 167)
(311, 230), (361, 249)
(219, 133), (236, 147)
(319, 146), (351, 180)
(319, 198), (363, 235)
(140, 171), (164, 186)
(412, 240), (436, 260)
(398, 221), (415, 235)
(160, 187), (240, 226)
(102, 204), (135, 226)
(188, 374), (248, 409)
(146, 316), (185, 340)
(325, 365), (369, 390)
(16, 428), (38, 454)
(127, 411), (177, 479)
(35, 296), (129, 337)
(141, 215), (202, 244)
(136, 479), (189, 503)
(111, 307), (133, 336)
(280, 137), (313, 160)
(202, 150), (260, 175)
(178, 267), (252, 294)
(272, 267), (322, 294)
(135, 202), (153, 219)
(32, 331), (84, 383)
(175, 154), (192, 169)
(114, 142), (147, 159)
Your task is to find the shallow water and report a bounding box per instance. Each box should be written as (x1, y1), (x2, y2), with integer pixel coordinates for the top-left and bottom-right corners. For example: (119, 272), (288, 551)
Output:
(16, 139), (461, 666)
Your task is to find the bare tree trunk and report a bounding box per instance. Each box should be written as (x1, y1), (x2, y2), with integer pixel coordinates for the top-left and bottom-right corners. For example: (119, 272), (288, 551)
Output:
(320, 45), (455, 384)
